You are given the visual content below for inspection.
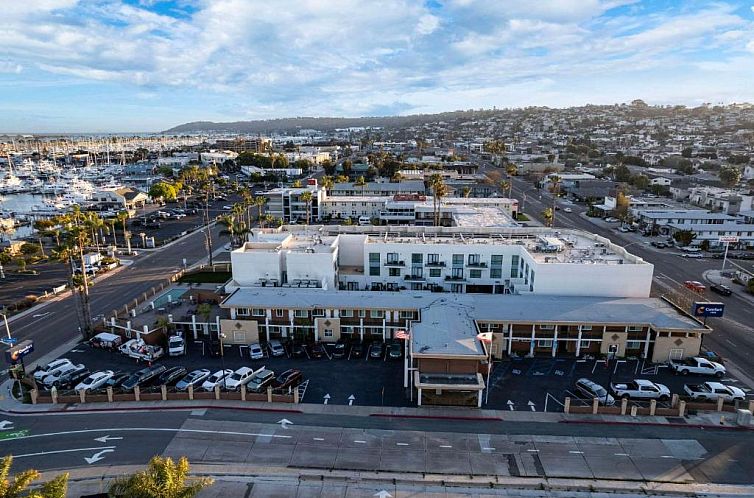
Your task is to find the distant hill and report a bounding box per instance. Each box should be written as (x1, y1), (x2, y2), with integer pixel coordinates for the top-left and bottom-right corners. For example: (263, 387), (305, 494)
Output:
(161, 110), (500, 134)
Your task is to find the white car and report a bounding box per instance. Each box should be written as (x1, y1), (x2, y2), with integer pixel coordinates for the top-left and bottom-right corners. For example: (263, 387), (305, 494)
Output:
(682, 253), (704, 259)
(74, 370), (114, 392)
(684, 382), (746, 402)
(168, 335), (185, 356)
(200, 369), (233, 391)
(604, 217), (620, 223)
(43, 363), (85, 388)
(268, 340), (285, 357)
(669, 357), (726, 377)
(610, 379), (670, 400)
(249, 342), (265, 360)
(225, 367), (256, 390)
(563, 207), (573, 213)
(34, 358), (73, 382)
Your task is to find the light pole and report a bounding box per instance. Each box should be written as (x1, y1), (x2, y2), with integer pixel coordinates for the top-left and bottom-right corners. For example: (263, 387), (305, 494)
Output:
(605, 345), (617, 405)
(219, 332), (227, 389)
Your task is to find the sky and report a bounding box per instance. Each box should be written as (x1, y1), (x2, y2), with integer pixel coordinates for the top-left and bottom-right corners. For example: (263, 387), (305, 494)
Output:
(1, 0), (754, 133)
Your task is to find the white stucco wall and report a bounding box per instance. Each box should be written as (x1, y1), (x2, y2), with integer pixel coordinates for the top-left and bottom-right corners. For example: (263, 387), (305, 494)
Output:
(230, 251), (282, 286)
(531, 262), (654, 298)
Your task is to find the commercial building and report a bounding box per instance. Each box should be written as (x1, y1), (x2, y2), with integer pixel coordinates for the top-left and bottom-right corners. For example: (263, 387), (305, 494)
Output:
(213, 137), (271, 153)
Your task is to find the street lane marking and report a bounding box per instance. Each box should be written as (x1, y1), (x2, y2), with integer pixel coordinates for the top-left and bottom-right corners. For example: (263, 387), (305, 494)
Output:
(12, 446), (116, 459)
(614, 453), (630, 456)
(0, 427), (293, 441)
(569, 451), (583, 454)
(482, 447), (495, 451)
(313, 437), (325, 441)
(661, 455), (675, 459)
(439, 445), (452, 448)
(527, 449), (539, 452)
(354, 440), (367, 444)
(396, 442), (409, 446)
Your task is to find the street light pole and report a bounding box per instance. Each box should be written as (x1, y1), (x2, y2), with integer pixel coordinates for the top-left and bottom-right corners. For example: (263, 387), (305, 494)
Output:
(219, 332), (227, 389)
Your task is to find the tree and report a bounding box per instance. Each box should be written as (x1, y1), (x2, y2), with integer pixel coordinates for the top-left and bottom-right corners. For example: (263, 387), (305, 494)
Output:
(719, 166), (741, 187)
(506, 164), (518, 177)
(681, 147), (694, 158)
(321, 159), (336, 176)
(20, 243), (40, 258)
(253, 196), (267, 225)
(342, 159), (352, 177)
(32, 219), (55, 257)
(0, 455), (68, 498)
(673, 229), (696, 247)
(630, 174), (650, 190)
(117, 211), (131, 253)
(218, 215), (237, 247)
(292, 179), (303, 188)
(614, 191), (631, 221)
(353, 176), (367, 197)
(149, 182), (178, 202)
(748, 278), (754, 295)
(428, 174), (449, 226)
(462, 186), (471, 198)
(108, 456), (212, 498)
(541, 207), (554, 227)
(391, 172), (403, 183)
(299, 191), (313, 225)
(614, 164), (631, 182)
(320, 176), (334, 193)
(499, 180), (512, 198)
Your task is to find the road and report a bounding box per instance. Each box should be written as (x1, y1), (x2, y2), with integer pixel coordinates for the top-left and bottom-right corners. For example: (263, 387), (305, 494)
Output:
(506, 175), (754, 379)
(5, 223), (224, 366)
(0, 407), (752, 486)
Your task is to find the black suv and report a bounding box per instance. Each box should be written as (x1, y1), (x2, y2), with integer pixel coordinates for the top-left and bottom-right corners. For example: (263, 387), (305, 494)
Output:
(158, 366), (188, 385)
(710, 283), (732, 296)
(57, 366), (90, 390)
(122, 365), (167, 391)
(332, 340), (348, 359)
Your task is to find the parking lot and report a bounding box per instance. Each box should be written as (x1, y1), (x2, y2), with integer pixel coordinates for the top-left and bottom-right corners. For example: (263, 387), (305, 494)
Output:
(486, 356), (754, 412)
(47, 338), (409, 407)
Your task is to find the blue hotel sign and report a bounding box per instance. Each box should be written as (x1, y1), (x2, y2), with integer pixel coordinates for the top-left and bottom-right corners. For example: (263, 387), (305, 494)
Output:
(692, 302), (725, 318)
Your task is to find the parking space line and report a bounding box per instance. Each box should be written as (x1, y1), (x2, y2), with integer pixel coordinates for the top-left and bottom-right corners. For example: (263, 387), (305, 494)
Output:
(568, 451), (583, 454)
(439, 445), (452, 448)
(396, 442), (409, 446)
(527, 449), (539, 452)
(482, 447), (495, 451)
(313, 437), (324, 441)
(354, 440), (366, 444)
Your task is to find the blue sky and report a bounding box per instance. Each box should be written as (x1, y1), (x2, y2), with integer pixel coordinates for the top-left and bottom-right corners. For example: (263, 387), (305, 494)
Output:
(1, 0), (753, 133)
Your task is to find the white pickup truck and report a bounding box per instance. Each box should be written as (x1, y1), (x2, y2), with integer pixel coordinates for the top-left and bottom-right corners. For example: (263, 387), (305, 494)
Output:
(669, 357), (726, 377)
(684, 382), (745, 402)
(119, 339), (164, 362)
(610, 379), (671, 400)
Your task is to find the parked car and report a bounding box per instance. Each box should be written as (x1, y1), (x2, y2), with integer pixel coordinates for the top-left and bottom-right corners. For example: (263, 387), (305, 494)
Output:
(574, 378), (615, 406)
(74, 370), (114, 392)
(651, 241), (668, 248)
(272, 369), (303, 390)
(604, 217), (620, 223)
(610, 379), (670, 400)
(682, 253), (704, 259)
(53, 366), (90, 390)
(684, 382), (745, 402)
(168, 335), (185, 356)
(225, 367), (256, 390)
(121, 365), (167, 391)
(158, 366), (188, 386)
(246, 369), (276, 393)
(119, 339), (165, 362)
(106, 371), (130, 388)
(291, 342), (307, 358)
(267, 339), (285, 357)
(145, 220), (161, 229)
(332, 340), (348, 359)
(309, 342), (326, 359)
(710, 283), (733, 296)
(369, 342), (385, 359)
(683, 281), (706, 293)
(175, 369), (211, 391)
(669, 357), (726, 377)
(350, 341), (365, 358)
(43, 363), (86, 388)
(34, 358), (73, 383)
(89, 332), (122, 350)
(388, 341), (402, 359)
(249, 342), (265, 360)
(201, 369), (234, 391)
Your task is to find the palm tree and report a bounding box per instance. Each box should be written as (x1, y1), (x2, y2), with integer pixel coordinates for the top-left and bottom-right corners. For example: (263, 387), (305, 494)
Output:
(0, 455), (68, 498)
(353, 176), (367, 197)
(261, 213), (274, 228)
(292, 179), (303, 188)
(85, 212), (105, 253)
(335, 175), (349, 184)
(253, 196), (267, 224)
(391, 172), (403, 183)
(462, 186), (471, 198)
(542, 207), (554, 227)
(499, 180), (512, 199)
(107, 218), (118, 247)
(428, 173), (448, 226)
(218, 214), (236, 247)
(117, 211), (131, 254)
(108, 456), (212, 498)
(55, 207), (94, 338)
(320, 176), (334, 193)
(299, 191), (313, 225)
(506, 164), (518, 177)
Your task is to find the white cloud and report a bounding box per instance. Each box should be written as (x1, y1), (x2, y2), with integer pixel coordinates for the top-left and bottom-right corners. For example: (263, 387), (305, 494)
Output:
(0, 61), (22, 74)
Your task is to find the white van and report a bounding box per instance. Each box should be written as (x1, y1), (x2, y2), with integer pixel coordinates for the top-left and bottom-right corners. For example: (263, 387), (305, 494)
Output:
(358, 216), (371, 226)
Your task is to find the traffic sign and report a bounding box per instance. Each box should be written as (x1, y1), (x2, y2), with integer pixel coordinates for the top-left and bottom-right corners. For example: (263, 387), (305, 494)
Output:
(719, 236), (739, 243)
(0, 338), (17, 346)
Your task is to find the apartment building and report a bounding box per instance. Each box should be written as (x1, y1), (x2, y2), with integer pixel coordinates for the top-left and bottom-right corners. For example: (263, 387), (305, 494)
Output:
(213, 137), (271, 153)
(634, 209), (738, 234)
(329, 180), (426, 197)
(688, 186), (753, 215)
(262, 184), (326, 223)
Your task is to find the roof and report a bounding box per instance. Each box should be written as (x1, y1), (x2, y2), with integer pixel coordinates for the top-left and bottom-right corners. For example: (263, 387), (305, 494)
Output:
(330, 180), (425, 193)
(411, 302), (484, 357)
(221, 289), (706, 331)
(637, 210), (736, 220)
(667, 223), (754, 231)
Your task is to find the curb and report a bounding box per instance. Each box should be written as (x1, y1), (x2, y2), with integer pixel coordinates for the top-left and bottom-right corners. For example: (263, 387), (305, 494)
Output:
(561, 418), (754, 431)
(370, 413), (503, 421)
(0, 403), (303, 416)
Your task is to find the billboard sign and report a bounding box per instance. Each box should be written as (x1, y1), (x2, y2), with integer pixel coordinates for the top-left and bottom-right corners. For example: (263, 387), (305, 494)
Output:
(692, 302), (725, 318)
(719, 236), (739, 243)
(4, 340), (34, 364)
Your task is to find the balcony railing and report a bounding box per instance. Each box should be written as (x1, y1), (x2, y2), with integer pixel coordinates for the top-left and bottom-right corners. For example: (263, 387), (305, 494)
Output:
(384, 260), (405, 267)
(404, 275), (425, 281)
(466, 262), (488, 268)
(445, 275), (465, 281)
(425, 261), (446, 267)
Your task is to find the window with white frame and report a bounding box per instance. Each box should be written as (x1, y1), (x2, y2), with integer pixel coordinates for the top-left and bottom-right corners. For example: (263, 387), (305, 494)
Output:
(370, 310), (385, 319)
(581, 325), (593, 331)
(294, 309), (308, 318)
(626, 341), (642, 350)
(627, 326), (642, 332)
(236, 308), (250, 316)
(251, 308), (265, 317)
(312, 308), (325, 317)
(233, 330), (245, 343)
(275, 309), (284, 318)
(340, 309), (354, 317)
(579, 340), (590, 349)
(358, 310), (366, 318)
(398, 310), (414, 319)
(324, 329), (334, 338)
(537, 339), (553, 348)
(538, 324), (554, 330)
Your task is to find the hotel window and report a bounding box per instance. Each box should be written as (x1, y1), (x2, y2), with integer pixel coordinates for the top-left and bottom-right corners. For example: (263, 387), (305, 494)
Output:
(370, 310), (385, 319)
(324, 329), (334, 338)
(491, 255), (503, 267)
(387, 252), (399, 263)
(538, 324), (554, 330)
(369, 266), (381, 276)
(627, 326), (642, 332)
(340, 310), (354, 318)
(294, 310), (308, 318)
(251, 309), (265, 317)
(389, 267), (401, 277)
(579, 340), (590, 349)
(358, 310), (366, 318)
(626, 341), (642, 350)
(312, 308), (325, 317)
(490, 268), (502, 278)
(537, 339), (553, 348)
(398, 311), (414, 319)
(411, 253), (423, 264)
(429, 268), (441, 278)
(275, 309), (284, 318)
(427, 253), (439, 264)
(468, 254), (480, 265)
(510, 255), (519, 278)
(581, 325), (593, 331)
(451, 268), (463, 278)
(469, 269), (482, 279)
(236, 308), (250, 316)
(452, 254), (464, 266)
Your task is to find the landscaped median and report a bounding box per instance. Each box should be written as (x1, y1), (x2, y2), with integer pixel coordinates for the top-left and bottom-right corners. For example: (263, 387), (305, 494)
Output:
(30, 383), (297, 405)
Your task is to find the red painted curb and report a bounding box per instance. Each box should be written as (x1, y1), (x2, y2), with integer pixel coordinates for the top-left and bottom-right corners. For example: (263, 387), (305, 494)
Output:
(370, 413), (503, 421)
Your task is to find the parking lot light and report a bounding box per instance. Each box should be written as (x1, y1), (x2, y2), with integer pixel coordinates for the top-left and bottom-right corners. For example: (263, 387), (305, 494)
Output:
(219, 332), (227, 389)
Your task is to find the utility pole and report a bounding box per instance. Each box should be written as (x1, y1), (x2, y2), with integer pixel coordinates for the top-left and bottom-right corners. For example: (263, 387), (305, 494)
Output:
(204, 187), (214, 267)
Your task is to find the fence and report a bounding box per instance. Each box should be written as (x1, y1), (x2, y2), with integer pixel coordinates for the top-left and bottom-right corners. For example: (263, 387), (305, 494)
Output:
(31, 383), (297, 406)
(564, 395), (754, 417)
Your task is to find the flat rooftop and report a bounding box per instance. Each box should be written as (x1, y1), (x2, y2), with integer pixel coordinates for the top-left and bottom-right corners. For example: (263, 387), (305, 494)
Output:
(222, 289), (707, 331)
(412, 302), (485, 357)
(237, 232), (337, 254)
(451, 205), (519, 228)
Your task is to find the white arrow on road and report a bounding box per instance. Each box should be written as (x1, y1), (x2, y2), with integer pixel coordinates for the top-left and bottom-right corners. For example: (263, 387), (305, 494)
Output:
(528, 401), (536, 412)
(94, 435), (123, 443)
(0, 421), (13, 430)
(84, 448), (115, 464)
(32, 312), (52, 318)
(506, 400), (514, 411)
(323, 394), (330, 405)
(277, 419), (293, 430)
(348, 394), (355, 406)
(374, 491), (392, 498)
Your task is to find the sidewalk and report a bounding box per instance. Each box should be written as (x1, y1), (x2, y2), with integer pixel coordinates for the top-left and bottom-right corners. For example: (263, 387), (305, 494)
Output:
(703, 269), (754, 307)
